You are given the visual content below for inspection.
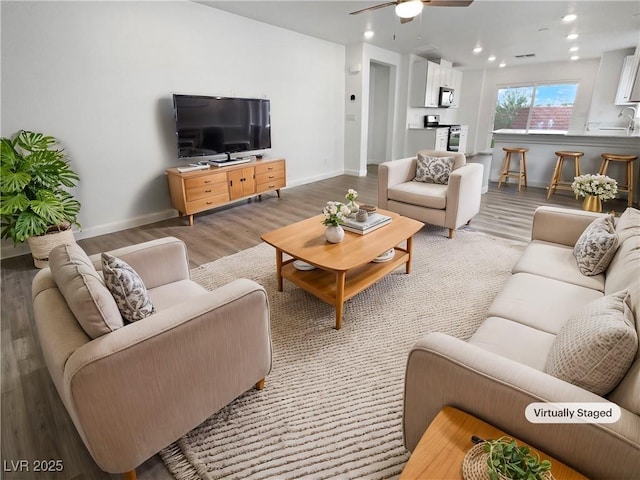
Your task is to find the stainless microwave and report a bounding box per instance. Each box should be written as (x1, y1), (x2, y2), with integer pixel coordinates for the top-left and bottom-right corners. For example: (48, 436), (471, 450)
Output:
(439, 87), (454, 108)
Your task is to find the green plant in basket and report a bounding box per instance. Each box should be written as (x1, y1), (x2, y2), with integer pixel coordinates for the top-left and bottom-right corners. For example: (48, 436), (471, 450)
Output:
(1, 130), (81, 244)
(484, 437), (552, 480)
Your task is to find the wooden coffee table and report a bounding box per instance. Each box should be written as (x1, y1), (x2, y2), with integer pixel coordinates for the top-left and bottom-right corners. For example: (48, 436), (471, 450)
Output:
(260, 209), (424, 329)
(400, 407), (588, 480)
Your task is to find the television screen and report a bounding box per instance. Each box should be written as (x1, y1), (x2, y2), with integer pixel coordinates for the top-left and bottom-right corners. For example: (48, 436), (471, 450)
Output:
(172, 94), (271, 160)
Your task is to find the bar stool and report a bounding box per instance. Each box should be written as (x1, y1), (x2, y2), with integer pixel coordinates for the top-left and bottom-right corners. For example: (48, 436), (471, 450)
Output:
(547, 151), (584, 199)
(498, 147), (528, 191)
(599, 153), (638, 207)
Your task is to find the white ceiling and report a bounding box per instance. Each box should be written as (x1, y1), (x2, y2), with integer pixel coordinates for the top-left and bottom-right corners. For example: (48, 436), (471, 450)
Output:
(196, 0), (640, 70)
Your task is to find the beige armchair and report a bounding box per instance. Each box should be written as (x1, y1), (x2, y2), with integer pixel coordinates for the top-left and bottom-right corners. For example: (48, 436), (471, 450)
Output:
(378, 150), (484, 238)
(32, 237), (271, 479)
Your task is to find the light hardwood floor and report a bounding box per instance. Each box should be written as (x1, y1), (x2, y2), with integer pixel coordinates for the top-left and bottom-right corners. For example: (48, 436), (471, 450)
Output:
(0, 167), (631, 480)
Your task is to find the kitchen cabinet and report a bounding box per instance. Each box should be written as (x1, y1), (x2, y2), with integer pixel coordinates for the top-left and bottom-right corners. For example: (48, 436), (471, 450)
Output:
(458, 125), (469, 154)
(410, 60), (463, 108)
(406, 128), (449, 156)
(615, 54), (640, 105)
(410, 61), (441, 107)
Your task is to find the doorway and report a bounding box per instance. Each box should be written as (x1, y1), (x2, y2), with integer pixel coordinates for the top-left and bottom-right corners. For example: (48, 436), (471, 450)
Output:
(367, 62), (392, 168)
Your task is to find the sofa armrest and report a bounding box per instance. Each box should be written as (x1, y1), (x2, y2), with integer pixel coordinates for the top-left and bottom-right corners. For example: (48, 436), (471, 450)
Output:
(445, 163), (484, 229)
(90, 237), (190, 289)
(531, 207), (604, 247)
(404, 332), (640, 479)
(378, 157), (417, 208)
(62, 278), (271, 473)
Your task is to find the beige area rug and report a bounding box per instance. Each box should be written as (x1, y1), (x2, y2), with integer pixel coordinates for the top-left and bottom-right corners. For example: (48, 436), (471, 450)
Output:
(159, 226), (525, 480)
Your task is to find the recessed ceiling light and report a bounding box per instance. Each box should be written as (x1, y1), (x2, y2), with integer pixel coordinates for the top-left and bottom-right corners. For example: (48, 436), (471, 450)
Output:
(562, 14), (577, 22)
(364, 30), (374, 39)
(571, 55), (580, 61)
(499, 62), (506, 68)
(488, 55), (496, 62)
(569, 46), (579, 52)
(473, 46), (483, 54)
(566, 33), (579, 40)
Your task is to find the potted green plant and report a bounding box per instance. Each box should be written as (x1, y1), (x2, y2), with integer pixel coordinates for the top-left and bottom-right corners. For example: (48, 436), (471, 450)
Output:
(1, 130), (81, 267)
(463, 437), (554, 480)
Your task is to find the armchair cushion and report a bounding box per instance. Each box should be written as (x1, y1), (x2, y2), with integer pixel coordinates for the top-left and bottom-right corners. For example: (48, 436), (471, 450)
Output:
(49, 243), (124, 339)
(101, 253), (155, 322)
(414, 153), (455, 185)
(388, 182), (447, 209)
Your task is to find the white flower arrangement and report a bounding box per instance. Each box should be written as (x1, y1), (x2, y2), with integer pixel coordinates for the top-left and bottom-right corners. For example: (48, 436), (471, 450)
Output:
(345, 189), (358, 202)
(571, 174), (618, 201)
(322, 201), (351, 226)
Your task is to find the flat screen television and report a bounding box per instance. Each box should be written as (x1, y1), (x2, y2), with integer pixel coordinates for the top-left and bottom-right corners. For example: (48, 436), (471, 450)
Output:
(172, 94), (271, 161)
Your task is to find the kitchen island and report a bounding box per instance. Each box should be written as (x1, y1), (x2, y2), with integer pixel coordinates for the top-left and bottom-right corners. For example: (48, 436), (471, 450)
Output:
(491, 130), (640, 205)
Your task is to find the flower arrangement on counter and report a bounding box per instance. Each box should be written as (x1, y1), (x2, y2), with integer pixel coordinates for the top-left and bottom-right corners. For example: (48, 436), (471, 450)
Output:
(571, 174), (618, 201)
(322, 201), (351, 226)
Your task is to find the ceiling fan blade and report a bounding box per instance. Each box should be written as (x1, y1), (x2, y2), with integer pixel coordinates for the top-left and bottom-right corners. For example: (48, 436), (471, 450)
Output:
(423, 0), (474, 6)
(400, 16), (415, 24)
(349, 1), (397, 15)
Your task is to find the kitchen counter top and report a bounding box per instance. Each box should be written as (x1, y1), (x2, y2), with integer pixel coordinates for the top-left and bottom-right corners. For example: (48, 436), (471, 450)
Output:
(493, 129), (640, 139)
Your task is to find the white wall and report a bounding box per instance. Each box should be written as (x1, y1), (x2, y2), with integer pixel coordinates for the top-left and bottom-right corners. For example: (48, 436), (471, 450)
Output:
(367, 62), (391, 165)
(1, 1), (345, 257)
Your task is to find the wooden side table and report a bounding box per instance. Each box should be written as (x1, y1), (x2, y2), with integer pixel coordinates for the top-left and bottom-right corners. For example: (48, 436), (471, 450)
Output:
(399, 407), (588, 480)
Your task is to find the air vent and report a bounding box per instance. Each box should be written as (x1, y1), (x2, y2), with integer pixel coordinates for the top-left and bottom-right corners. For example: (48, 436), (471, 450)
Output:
(514, 53), (536, 59)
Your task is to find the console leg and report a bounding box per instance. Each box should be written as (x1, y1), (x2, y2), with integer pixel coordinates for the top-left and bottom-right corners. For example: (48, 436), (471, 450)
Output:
(188, 215), (194, 227)
(276, 189), (281, 198)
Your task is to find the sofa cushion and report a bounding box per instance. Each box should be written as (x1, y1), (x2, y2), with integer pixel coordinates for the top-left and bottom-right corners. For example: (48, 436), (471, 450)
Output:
(49, 244), (124, 339)
(573, 215), (619, 276)
(487, 273), (603, 334)
(468, 316), (557, 371)
(388, 182), (447, 210)
(414, 153), (454, 185)
(101, 253), (155, 322)
(545, 290), (637, 396)
(615, 207), (640, 244)
(417, 149), (466, 171)
(512, 240), (605, 291)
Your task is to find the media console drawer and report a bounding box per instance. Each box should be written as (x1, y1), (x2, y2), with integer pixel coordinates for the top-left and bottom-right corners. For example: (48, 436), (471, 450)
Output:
(166, 158), (286, 226)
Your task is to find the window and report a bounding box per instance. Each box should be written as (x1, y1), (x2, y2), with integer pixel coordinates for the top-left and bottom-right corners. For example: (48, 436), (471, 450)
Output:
(493, 82), (579, 133)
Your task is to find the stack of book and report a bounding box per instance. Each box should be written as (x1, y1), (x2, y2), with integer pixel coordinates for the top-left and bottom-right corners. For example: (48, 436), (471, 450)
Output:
(342, 213), (392, 235)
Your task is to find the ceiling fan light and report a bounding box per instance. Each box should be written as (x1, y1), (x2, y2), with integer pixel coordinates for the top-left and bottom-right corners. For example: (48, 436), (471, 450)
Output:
(395, 0), (423, 19)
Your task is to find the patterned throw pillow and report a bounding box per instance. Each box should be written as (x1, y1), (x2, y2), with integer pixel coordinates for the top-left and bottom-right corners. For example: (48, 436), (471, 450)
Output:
(573, 215), (619, 276)
(545, 290), (637, 395)
(101, 253), (155, 322)
(413, 154), (455, 185)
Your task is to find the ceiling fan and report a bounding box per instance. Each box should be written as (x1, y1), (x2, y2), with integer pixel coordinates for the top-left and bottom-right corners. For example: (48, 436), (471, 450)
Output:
(350, 0), (474, 24)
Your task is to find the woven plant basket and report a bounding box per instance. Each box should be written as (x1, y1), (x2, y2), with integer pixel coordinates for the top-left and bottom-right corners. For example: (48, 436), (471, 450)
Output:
(462, 443), (555, 480)
(27, 228), (75, 268)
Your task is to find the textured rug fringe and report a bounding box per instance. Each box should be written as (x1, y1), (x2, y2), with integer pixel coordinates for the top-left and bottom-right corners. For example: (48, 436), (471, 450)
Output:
(160, 442), (201, 480)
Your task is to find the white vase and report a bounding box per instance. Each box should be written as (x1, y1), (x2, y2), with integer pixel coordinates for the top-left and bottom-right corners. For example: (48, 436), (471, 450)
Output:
(347, 200), (359, 214)
(325, 225), (345, 244)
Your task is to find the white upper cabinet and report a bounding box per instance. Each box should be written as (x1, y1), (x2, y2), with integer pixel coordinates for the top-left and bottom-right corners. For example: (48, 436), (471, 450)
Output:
(615, 54), (640, 105)
(410, 60), (463, 108)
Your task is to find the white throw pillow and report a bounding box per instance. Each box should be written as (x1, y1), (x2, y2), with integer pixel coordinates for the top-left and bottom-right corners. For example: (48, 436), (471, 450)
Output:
(101, 253), (155, 322)
(413, 154), (455, 185)
(573, 215), (619, 276)
(545, 290), (637, 395)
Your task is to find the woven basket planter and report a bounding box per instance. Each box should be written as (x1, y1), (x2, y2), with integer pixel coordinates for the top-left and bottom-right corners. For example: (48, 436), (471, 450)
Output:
(462, 443), (555, 480)
(27, 228), (76, 268)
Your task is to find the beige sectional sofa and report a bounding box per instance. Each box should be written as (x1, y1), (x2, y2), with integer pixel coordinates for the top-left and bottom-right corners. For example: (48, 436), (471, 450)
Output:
(32, 237), (272, 476)
(403, 206), (640, 479)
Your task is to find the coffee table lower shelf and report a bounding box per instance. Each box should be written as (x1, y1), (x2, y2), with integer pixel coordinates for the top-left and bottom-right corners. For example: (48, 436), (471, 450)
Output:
(280, 248), (409, 329)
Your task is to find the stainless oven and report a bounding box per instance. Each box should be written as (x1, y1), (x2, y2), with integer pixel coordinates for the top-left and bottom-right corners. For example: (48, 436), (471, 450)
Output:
(446, 125), (461, 152)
